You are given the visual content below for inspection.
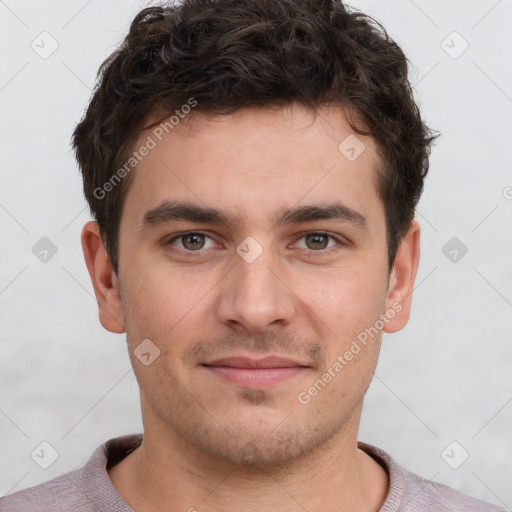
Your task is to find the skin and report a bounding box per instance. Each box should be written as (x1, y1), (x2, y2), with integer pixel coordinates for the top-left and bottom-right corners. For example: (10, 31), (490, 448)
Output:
(82, 103), (420, 512)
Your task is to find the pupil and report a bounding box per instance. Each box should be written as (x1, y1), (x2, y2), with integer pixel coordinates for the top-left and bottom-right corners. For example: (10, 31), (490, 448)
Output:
(308, 234), (327, 250)
(181, 234), (328, 251)
(184, 234), (204, 250)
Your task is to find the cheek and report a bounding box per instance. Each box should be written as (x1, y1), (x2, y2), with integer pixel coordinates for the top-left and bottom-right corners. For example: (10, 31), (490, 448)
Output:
(303, 267), (387, 328)
(123, 263), (207, 327)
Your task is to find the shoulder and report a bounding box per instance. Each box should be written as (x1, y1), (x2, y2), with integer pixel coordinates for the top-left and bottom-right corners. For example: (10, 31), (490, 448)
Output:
(358, 441), (508, 512)
(0, 469), (89, 512)
(401, 469), (508, 512)
(0, 434), (140, 512)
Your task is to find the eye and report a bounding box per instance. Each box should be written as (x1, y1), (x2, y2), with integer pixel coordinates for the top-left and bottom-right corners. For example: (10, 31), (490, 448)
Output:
(166, 231), (216, 252)
(165, 230), (346, 257)
(293, 231), (344, 253)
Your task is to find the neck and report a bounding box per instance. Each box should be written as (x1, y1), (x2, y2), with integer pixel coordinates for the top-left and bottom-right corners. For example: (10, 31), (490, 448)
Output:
(108, 409), (389, 512)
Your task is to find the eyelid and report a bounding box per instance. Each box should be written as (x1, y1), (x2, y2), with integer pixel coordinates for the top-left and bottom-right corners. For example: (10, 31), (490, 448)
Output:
(165, 230), (348, 255)
(165, 230), (218, 252)
(291, 230), (347, 252)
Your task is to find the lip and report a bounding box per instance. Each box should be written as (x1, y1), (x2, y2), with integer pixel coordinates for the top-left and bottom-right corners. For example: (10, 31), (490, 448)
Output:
(203, 356), (305, 368)
(202, 355), (309, 388)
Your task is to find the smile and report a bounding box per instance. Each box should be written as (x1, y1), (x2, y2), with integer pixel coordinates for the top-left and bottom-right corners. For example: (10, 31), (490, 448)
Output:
(202, 356), (309, 388)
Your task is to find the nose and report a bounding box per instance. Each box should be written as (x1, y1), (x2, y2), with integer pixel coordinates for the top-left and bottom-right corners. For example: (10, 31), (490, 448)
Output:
(216, 245), (296, 333)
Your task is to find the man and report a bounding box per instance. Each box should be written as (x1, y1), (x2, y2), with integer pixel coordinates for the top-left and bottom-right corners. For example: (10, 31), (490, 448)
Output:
(1, 0), (506, 511)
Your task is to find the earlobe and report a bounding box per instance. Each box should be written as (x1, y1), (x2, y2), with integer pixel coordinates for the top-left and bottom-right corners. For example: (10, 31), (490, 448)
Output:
(383, 220), (421, 334)
(81, 221), (125, 334)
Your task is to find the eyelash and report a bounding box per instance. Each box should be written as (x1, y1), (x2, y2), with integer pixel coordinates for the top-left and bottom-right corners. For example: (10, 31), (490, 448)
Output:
(165, 230), (346, 258)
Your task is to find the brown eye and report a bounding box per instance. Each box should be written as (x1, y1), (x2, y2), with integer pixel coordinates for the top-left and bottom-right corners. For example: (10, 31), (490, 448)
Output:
(167, 232), (216, 253)
(293, 231), (344, 256)
(305, 233), (329, 250)
(181, 233), (206, 250)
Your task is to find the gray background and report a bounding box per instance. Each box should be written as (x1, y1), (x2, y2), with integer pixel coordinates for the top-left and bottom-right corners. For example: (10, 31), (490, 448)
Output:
(1, 0), (511, 508)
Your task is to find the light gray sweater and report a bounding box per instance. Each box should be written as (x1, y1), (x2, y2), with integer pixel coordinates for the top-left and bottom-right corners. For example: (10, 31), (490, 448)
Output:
(0, 434), (508, 511)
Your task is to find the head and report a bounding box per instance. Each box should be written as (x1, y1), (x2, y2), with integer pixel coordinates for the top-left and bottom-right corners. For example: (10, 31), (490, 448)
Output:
(77, 0), (436, 467)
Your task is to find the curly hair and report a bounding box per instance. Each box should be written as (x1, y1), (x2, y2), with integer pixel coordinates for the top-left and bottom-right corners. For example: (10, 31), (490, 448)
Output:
(72, 0), (437, 275)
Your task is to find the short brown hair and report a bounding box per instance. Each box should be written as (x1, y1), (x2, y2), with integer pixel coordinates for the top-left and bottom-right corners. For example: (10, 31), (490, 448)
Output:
(72, 0), (437, 275)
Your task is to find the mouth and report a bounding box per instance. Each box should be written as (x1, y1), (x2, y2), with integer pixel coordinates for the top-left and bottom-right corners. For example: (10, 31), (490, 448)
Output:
(201, 355), (310, 388)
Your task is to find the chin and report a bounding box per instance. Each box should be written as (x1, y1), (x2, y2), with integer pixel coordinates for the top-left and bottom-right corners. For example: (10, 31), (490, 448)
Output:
(175, 404), (345, 470)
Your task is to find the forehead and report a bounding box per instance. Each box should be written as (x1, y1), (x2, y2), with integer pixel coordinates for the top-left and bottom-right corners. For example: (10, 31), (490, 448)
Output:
(121, 104), (384, 232)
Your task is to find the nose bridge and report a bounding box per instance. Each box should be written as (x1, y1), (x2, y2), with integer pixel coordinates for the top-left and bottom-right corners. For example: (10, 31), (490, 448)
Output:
(216, 238), (295, 332)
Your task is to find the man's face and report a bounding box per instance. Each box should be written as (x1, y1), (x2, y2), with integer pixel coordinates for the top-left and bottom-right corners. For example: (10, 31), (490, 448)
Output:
(110, 104), (404, 466)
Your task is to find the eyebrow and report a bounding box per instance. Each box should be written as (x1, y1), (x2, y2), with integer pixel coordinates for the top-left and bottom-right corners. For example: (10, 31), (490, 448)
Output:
(140, 200), (368, 232)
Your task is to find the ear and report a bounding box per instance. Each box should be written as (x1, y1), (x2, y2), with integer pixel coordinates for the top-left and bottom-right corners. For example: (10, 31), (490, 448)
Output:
(81, 221), (125, 334)
(383, 219), (420, 333)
